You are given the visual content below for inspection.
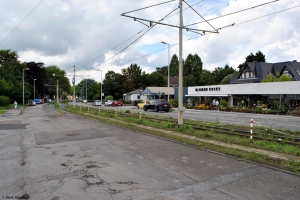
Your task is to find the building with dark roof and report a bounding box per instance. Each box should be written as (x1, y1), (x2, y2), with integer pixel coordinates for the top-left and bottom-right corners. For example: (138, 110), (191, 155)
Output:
(229, 60), (300, 84)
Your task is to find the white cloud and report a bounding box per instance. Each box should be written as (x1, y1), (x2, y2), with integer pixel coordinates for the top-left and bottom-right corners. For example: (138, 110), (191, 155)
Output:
(0, 0), (299, 82)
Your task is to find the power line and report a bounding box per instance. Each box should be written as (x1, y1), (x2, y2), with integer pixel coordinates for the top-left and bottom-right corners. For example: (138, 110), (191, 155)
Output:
(184, 0), (280, 28)
(70, 2), (181, 73)
(108, 4), (300, 69)
(0, 0), (44, 45)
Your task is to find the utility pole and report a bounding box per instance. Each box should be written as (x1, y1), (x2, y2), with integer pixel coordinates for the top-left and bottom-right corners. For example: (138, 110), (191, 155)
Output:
(178, 0), (184, 127)
(56, 79), (59, 103)
(73, 66), (76, 107)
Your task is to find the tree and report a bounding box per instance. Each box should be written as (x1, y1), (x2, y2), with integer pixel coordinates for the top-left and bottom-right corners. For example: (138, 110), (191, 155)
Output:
(45, 65), (71, 99)
(261, 72), (292, 82)
(199, 70), (212, 86)
(122, 64), (142, 92)
(220, 72), (238, 84)
(77, 79), (97, 100)
(0, 49), (27, 102)
(140, 71), (167, 89)
(169, 54), (179, 77)
(238, 51), (266, 71)
(211, 64), (237, 85)
(183, 53), (203, 86)
(102, 71), (124, 99)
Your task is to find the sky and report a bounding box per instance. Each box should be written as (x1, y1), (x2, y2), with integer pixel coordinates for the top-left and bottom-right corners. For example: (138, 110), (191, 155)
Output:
(0, 0), (299, 83)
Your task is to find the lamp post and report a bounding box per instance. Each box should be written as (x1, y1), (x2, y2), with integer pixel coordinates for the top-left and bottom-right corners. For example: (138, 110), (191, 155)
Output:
(22, 68), (29, 106)
(96, 70), (103, 104)
(33, 79), (36, 100)
(86, 78), (87, 102)
(161, 41), (170, 101)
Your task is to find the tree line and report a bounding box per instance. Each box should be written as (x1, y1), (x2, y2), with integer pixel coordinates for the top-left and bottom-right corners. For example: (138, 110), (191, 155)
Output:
(1, 49), (268, 105)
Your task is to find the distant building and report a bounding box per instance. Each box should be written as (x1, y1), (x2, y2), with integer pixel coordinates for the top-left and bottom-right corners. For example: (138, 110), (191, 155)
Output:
(142, 87), (174, 100)
(123, 89), (147, 101)
(169, 77), (179, 87)
(229, 60), (300, 84)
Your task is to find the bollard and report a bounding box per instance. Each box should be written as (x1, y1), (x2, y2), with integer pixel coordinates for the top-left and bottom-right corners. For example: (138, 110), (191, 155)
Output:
(139, 110), (142, 118)
(88, 106), (90, 112)
(250, 119), (253, 143)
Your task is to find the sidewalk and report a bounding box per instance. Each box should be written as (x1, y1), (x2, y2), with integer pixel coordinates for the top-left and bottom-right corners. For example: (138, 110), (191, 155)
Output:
(0, 106), (24, 117)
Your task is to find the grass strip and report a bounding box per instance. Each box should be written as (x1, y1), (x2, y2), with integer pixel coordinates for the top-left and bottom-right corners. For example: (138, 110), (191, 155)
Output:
(62, 106), (300, 175)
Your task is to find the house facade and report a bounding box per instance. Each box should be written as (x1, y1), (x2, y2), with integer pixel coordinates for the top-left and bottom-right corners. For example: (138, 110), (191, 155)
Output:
(181, 60), (300, 107)
(230, 60), (300, 84)
(123, 89), (147, 101)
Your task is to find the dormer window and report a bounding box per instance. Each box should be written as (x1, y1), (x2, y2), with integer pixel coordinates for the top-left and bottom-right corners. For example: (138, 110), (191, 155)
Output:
(282, 68), (293, 78)
(239, 71), (256, 79)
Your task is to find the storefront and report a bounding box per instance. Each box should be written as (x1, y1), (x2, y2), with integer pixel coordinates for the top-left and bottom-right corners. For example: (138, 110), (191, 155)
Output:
(186, 81), (300, 107)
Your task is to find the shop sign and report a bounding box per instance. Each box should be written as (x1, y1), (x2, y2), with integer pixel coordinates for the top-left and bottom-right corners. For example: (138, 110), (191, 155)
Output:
(195, 87), (221, 92)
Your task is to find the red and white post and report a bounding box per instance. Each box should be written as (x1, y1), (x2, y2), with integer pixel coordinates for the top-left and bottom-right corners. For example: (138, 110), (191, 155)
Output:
(139, 110), (142, 119)
(250, 119), (253, 143)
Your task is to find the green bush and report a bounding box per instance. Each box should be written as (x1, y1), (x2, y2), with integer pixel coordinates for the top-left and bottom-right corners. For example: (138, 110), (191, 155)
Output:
(169, 99), (178, 108)
(0, 96), (11, 106)
(104, 95), (113, 101)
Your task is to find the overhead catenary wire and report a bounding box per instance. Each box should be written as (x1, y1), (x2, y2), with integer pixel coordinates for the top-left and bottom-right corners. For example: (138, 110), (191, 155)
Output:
(72, 3), (181, 73)
(0, 0), (44, 46)
(183, 0), (218, 33)
(65, 1), (297, 77)
(184, 0), (280, 28)
(104, 4), (300, 70)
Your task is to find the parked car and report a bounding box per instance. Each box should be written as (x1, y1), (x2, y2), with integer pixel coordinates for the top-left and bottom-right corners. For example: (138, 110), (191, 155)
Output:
(28, 100), (36, 106)
(83, 100), (87, 103)
(34, 99), (40, 104)
(105, 100), (114, 106)
(137, 100), (150, 109)
(93, 100), (102, 106)
(111, 100), (122, 107)
(143, 99), (171, 112)
(40, 99), (44, 104)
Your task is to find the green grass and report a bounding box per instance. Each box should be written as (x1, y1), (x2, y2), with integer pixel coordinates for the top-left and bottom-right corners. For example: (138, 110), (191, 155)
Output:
(62, 105), (300, 174)
(0, 109), (6, 114)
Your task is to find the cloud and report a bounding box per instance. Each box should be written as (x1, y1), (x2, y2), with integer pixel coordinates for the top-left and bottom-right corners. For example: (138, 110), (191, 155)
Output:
(0, 0), (299, 82)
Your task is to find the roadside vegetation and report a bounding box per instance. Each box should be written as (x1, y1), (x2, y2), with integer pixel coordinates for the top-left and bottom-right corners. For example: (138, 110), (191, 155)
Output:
(60, 104), (300, 175)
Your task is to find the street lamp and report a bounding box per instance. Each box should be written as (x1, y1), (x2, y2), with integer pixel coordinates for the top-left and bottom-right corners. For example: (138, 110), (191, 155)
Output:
(53, 74), (60, 103)
(161, 41), (170, 101)
(22, 68), (29, 106)
(33, 79), (36, 100)
(96, 70), (103, 104)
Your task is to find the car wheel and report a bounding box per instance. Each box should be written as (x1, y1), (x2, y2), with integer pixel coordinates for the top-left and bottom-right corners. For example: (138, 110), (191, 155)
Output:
(137, 106), (139, 109)
(144, 107), (147, 111)
(165, 109), (169, 112)
(155, 106), (158, 112)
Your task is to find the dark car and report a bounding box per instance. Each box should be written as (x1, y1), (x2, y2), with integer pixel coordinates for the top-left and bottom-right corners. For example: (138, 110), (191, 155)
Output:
(143, 99), (170, 112)
(111, 100), (123, 107)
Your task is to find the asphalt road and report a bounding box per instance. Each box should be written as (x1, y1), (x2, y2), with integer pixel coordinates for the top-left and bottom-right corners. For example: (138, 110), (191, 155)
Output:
(1, 104), (299, 199)
(74, 102), (300, 131)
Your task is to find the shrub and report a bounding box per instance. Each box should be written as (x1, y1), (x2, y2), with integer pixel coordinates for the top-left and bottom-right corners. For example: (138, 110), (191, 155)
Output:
(169, 99), (178, 108)
(104, 95), (114, 101)
(0, 96), (11, 106)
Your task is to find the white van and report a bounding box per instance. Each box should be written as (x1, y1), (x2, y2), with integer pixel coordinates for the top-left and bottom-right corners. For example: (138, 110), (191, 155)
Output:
(93, 100), (102, 106)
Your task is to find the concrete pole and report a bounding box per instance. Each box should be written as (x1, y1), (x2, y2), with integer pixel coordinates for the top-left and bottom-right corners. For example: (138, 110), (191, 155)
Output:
(73, 66), (76, 107)
(167, 43), (170, 101)
(101, 70), (103, 105)
(34, 79), (36, 100)
(86, 78), (87, 102)
(178, 0), (184, 127)
(56, 79), (59, 103)
(22, 69), (24, 106)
